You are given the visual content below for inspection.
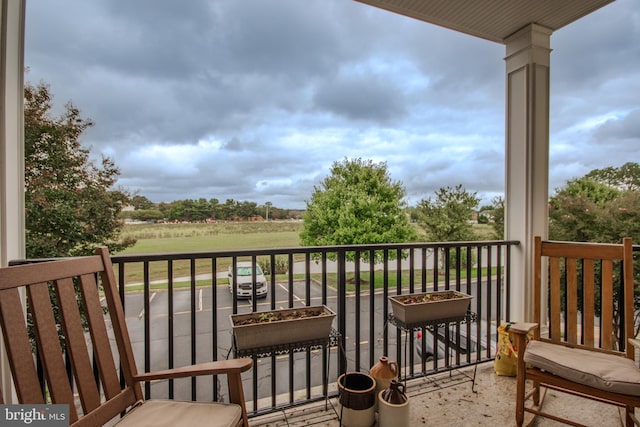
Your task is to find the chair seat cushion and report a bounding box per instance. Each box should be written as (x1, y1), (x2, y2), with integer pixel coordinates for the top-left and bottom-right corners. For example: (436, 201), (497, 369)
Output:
(114, 399), (241, 427)
(524, 340), (640, 396)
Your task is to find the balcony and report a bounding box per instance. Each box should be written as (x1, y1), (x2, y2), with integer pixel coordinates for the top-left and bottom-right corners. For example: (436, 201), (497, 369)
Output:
(9, 238), (640, 426)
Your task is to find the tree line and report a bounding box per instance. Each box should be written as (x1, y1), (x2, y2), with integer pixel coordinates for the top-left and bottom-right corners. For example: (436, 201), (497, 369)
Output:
(123, 196), (304, 223)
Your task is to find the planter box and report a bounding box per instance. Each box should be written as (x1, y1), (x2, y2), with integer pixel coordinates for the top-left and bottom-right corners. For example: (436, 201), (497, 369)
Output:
(388, 291), (472, 324)
(230, 305), (336, 351)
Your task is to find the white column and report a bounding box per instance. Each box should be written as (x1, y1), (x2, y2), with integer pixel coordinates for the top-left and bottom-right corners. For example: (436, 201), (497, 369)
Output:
(0, 0), (26, 404)
(504, 24), (551, 322)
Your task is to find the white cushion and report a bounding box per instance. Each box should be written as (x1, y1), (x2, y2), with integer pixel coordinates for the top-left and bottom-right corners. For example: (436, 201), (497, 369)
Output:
(524, 340), (640, 396)
(114, 399), (241, 427)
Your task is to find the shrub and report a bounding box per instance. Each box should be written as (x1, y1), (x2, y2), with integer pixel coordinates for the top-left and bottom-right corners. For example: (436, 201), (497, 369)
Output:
(259, 256), (289, 275)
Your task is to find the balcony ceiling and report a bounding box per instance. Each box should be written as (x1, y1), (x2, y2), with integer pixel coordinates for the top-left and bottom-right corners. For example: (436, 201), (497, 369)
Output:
(354, 0), (615, 43)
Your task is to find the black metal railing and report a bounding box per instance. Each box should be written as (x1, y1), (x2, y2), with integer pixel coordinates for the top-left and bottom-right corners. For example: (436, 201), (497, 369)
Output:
(109, 240), (519, 417)
(13, 240), (640, 418)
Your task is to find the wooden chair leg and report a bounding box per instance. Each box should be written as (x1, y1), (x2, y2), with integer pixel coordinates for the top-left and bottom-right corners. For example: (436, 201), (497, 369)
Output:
(227, 372), (248, 427)
(516, 373), (525, 426)
(626, 406), (636, 427)
(532, 380), (540, 406)
(514, 332), (528, 427)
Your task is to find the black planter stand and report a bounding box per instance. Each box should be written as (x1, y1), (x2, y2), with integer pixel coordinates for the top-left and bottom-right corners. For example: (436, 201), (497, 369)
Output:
(230, 328), (344, 410)
(387, 311), (479, 392)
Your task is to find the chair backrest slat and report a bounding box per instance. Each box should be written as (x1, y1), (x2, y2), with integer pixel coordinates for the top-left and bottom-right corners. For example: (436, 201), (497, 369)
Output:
(601, 259), (615, 349)
(77, 273), (122, 400)
(96, 248), (142, 402)
(55, 277), (101, 413)
(28, 282), (79, 423)
(0, 288), (44, 404)
(549, 257), (561, 341)
(535, 237), (633, 357)
(583, 259), (595, 348)
(566, 258), (578, 345)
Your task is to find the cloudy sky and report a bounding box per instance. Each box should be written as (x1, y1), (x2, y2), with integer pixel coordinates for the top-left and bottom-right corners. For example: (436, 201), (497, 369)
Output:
(24, 0), (640, 209)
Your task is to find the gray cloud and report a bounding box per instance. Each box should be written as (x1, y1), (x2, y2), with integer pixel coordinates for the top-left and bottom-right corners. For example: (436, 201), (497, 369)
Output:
(596, 109), (640, 142)
(313, 74), (407, 122)
(25, 0), (640, 209)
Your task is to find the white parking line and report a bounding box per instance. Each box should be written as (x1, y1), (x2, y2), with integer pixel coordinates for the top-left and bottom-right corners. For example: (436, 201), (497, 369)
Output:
(277, 283), (306, 305)
(141, 287), (338, 317)
(138, 292), (157, 319)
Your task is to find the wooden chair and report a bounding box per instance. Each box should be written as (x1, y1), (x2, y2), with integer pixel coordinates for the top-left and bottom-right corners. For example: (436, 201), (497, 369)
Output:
(513, 237), (638, 426)
(0, 247), (252, 427)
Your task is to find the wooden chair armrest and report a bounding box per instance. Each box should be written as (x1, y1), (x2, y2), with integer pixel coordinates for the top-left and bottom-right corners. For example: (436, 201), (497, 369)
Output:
(628, 338), (640, 350)
(509, 322), (538, 335)
(133, 358), (252, 381)
(135, 358), (252, 426)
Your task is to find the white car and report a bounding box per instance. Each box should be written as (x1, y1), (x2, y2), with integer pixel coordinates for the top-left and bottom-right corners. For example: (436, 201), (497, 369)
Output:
(228, 261), (268, 299)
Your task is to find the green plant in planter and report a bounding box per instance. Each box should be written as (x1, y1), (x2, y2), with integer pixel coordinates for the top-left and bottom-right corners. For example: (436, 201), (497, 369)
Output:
(258, 312), (278, 322)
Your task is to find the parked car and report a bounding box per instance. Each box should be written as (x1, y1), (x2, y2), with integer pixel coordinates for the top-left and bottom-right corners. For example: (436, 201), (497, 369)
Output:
(415, 325), (496, 362)
(228, 261), (268, 299)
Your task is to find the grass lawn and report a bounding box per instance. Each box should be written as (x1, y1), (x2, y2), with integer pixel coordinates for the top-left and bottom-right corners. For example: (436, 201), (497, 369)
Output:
(116, 222), (303, 284)
(325, 267), (497, 292)
(116, 222), (500, 287)
(119, 221), (303, 254)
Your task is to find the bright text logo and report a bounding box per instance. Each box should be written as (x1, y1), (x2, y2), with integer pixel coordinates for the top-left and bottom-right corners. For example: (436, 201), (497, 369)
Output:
(1, 405), (68, 426)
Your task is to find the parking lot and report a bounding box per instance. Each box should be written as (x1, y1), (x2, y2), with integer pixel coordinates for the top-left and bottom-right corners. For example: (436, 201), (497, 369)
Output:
(119, 277), (495, 402)
(121, 280), (345, 402)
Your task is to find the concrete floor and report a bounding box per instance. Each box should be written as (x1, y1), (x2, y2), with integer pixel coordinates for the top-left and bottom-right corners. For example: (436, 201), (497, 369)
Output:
(249, 362), (626, 427)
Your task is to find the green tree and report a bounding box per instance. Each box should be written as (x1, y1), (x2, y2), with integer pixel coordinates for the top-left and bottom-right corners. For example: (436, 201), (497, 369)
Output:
(157, 201), (170, 218)
(549, 177), (624, 242)
(550, 169), (640, 244)
(130, 194), (155, 210)
(489, 196), (504, 239)
(209, 198), (220, 219)
(165, 200), (186, 221)
(549, 165), (640, 338)
(600, 191), (640, 242)
(237, 201), (258, 218)
(585, 162), (640, 191)
(221, 198), (237, 220)
(300, 158), (416, 261)
(191, 198), (213, 221)
(24, 81), (134, 257)
(415, 184), (479, 242)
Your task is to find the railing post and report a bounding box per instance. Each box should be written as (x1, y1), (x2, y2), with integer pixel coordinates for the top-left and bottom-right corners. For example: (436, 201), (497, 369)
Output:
(337, 249), (347, 375)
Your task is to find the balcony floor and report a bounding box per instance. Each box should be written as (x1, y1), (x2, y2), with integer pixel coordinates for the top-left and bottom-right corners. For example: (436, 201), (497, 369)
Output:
(249, 362), (625, 426)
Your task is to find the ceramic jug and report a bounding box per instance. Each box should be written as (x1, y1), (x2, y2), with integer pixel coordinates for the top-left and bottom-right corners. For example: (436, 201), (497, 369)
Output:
(369, 356), (398, 411)
(378, 380), (410, 427)
(380, 380), (407, 404)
